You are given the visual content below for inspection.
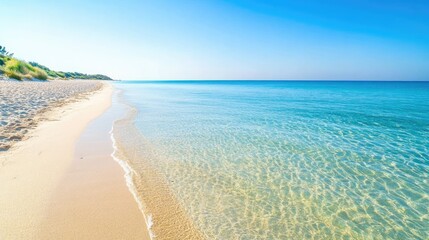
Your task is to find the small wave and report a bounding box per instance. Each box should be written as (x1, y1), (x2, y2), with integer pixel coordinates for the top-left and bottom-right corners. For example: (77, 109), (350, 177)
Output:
(109, 126), (156, 239)
(147, 214), (154, 229)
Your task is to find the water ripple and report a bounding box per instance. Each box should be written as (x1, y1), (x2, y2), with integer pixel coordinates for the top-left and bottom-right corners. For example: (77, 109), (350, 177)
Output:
(116, 81), (429, 239)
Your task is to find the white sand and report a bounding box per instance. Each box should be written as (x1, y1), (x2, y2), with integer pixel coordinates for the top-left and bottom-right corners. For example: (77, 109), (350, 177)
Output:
(0, 82), (150, 239)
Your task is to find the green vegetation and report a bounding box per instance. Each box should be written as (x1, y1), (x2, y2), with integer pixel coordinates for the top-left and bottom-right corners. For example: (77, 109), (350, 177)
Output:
(28, 62), (111, 80)
(0, 45), (112, 81)
(0, 56), (48, 80)
(0, 46), (13, 57)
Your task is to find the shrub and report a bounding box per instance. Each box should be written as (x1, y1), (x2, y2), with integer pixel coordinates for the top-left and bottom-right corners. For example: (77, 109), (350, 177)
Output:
(47, 70), (58, 77)
(5, 71), (23, 80)
(2, 55), (112, 80)
(22, 74), (33, 80)
(3, 59), (49, 80)
(4, 59), (30, 75)
(56, 71), (66, 78)
(30, 67), (48, 80)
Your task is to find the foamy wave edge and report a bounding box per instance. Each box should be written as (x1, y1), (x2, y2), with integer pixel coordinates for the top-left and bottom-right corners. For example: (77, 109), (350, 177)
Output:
(109, 126), (156, 239)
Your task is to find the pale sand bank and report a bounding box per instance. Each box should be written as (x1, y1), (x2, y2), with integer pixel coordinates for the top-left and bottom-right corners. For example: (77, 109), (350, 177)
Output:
(0, 80), (102, 151)
(0, 82), (150, 239)
(38, 87), (151, 239)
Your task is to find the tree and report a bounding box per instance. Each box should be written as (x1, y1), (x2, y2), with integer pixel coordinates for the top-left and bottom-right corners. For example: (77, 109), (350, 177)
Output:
(0, 45), (14, 57)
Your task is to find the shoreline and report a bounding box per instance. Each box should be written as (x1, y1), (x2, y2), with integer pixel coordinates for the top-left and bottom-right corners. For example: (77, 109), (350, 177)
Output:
(0, 82), (150, 239)
(111, 102), (205, 239)
(110, 127), (155, 239)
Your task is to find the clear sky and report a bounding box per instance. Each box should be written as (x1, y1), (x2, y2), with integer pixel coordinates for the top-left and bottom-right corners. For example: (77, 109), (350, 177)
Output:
(1, 0), (428, 80)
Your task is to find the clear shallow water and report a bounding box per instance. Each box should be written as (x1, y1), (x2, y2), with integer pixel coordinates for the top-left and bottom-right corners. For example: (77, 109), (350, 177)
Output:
(115, 81), (429, 239)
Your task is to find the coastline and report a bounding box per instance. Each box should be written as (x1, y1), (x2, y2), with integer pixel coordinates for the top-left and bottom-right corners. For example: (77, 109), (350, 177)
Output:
(111, 102), (205, 239)
(0, 82), (150, 239)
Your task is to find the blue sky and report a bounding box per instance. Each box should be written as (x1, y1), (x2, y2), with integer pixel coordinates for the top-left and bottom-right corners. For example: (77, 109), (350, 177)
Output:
(1, 0), (428, 80)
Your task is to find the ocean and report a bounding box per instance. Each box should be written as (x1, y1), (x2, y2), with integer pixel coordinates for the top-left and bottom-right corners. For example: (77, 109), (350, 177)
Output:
(113, 81), (429, 239)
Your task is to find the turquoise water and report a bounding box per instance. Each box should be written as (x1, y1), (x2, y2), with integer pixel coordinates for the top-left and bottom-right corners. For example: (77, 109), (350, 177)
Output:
(115, 81), (429, 239)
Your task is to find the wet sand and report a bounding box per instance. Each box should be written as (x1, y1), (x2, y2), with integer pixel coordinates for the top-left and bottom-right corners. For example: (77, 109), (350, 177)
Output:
(38, 89), (151, 239)
(113, 107), (205, 240)
(0, 81), (150, 239)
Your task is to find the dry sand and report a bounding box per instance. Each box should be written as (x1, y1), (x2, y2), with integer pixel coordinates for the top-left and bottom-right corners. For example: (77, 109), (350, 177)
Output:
(0, 80), (102, 151)
(0, 82), (150, 239)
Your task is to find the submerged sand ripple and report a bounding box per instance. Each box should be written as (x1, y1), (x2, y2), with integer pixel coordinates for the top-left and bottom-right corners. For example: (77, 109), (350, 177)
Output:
(0, 80), (102, 151)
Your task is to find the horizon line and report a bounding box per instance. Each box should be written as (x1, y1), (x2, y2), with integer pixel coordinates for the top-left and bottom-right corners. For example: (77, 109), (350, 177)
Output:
(115, 79), (429, 82)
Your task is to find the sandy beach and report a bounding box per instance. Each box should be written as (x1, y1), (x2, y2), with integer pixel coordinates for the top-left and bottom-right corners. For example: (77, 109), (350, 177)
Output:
(0, 81), (150, 239)
(0, 80), (102, 151)
(2, 1), (427, 238)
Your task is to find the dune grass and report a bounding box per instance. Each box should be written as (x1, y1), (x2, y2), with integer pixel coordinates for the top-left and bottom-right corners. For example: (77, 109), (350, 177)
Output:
(1, 58), (48, 80)
(28, 61), (111, 80)
(0, 46), (111, 81)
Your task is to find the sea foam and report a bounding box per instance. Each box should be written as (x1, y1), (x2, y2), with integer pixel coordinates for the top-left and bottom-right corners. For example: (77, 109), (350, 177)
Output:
(109, 126), (156, 239)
